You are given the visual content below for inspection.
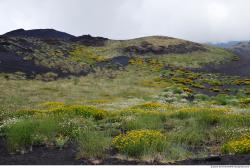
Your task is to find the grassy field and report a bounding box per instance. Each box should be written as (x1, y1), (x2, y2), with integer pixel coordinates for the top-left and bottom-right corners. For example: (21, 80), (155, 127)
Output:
(0, 59), (250, 163)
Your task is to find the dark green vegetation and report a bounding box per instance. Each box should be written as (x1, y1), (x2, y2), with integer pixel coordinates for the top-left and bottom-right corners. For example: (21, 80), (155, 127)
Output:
(0, 29), (249, 164)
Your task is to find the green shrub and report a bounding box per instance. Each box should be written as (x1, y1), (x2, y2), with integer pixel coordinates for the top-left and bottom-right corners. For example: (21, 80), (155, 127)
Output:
(220, 114), (250, 128)
(195, 94), (210, 101)
(170, 107), (227, 128)
(4, 117), (60, 153)
(15, 109), (42, 117)
(17, 105), (107, 120)
(41, 72), (58, 81)
(213, 94), (231, 105)
(120, 114), (165, 131)
(55, 105), (107, 120)
(55, 135), (69, 150)
(134, 102), (166, 110)
(31, 134), (48, 146)
(4, 119), (36, 153)
(76, 130), (111, 159)
(112, 130), (168, 157)
(240, 98), (250, 105)
(35, 117), (60, 142)
(170, 125), (205, 147)
(39, 101), (65, 108)
(196, 112), (220, 127)
(190, 83), (205, 89)
(172, 87), (183, 94)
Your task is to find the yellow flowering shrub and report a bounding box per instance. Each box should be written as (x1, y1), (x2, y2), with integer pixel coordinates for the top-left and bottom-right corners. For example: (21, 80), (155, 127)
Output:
(17, 105), (107, 120)
(87, 99), (111, 104)
(16, 109), (46, 117)
(112, 130), (167, 157)
(222, 134), (250, 154)
(172, 77), (193, 85)
(134, 102), (166, 110)
(182, 87), (193, 93)
(129, 58), (144, 65)
(178, 107), (231, 114)
(52, 105), (107, 120)
(234, 79), (250, 85)
(240, 98), (250, 105)
(39, 102), (65, 109)
(69, 45), (104, 63)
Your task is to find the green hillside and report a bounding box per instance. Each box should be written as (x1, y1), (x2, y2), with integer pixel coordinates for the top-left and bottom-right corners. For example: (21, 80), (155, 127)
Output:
(0, 31), (249, 164)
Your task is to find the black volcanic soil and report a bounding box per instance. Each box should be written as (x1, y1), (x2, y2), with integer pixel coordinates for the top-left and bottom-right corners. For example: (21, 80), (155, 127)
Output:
(0, 138), (82, 165)
(0, 138), (152, 165)
(70, 35), (108, 46)
(0, 52), (92, 79)
(96, 56), (130, 69)
(196, 50), (250, 77)
(3, 29), (75, 40)
(1, 138), (250, 165)
(0, 52), (59, 76)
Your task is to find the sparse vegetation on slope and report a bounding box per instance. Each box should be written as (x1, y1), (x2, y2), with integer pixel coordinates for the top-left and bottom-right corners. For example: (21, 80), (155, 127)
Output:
(0, 30), (250, 164)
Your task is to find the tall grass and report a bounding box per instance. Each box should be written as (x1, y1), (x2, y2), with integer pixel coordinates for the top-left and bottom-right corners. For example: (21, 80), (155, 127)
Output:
(76, 129), (112, 159)
(4, 117), (61, 153)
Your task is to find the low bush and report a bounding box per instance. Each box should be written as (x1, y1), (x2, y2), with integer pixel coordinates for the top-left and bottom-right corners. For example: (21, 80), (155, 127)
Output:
(170, 127), (205, 147)
(190, 83), (205, 89)
(234, 79), (250, 85)
(120, 113), (165, 131)
(39, 101), (65, 109)
(195, 94), (210, 101)
(170, 106), (229, 120)
(4, 117), (61, 153)
(112, 129), (168, 157)
(213, 94), (232, 105)
(60, 105), (107, 120)
(210, 87), (220, 93)
(4, 119), (36, 153)
(220, 114), (250, 128)
(41, 72), (58, 81)
(222, 134), (250, 154)
(134, 102), (166, 110)
(76, 130), (111, 159)
(55, 135), (69, 150)
(240, 98), (250, 105)
(17, 105), (107, 120)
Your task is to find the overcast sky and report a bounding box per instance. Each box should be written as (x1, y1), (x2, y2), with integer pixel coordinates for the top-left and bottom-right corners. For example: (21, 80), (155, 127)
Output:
(0, 0), (249, 43)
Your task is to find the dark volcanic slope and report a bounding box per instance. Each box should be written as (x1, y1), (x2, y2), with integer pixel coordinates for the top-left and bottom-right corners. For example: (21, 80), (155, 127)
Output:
(197, 51), (250, 77)
(0, 51), (59, 76)
(196, 41), (250, 77)
(3, 29), (75, 40)
(0, 29), (239, 79)
(70, 35), (109, 46)
(231, 41), (250, 57)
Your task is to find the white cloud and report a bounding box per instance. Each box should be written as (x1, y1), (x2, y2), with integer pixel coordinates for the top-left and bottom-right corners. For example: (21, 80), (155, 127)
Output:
(0, 0), (250, 42)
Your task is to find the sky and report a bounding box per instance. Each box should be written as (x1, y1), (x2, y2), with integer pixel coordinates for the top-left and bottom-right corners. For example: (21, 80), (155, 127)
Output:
(0, 0), (250, 43)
